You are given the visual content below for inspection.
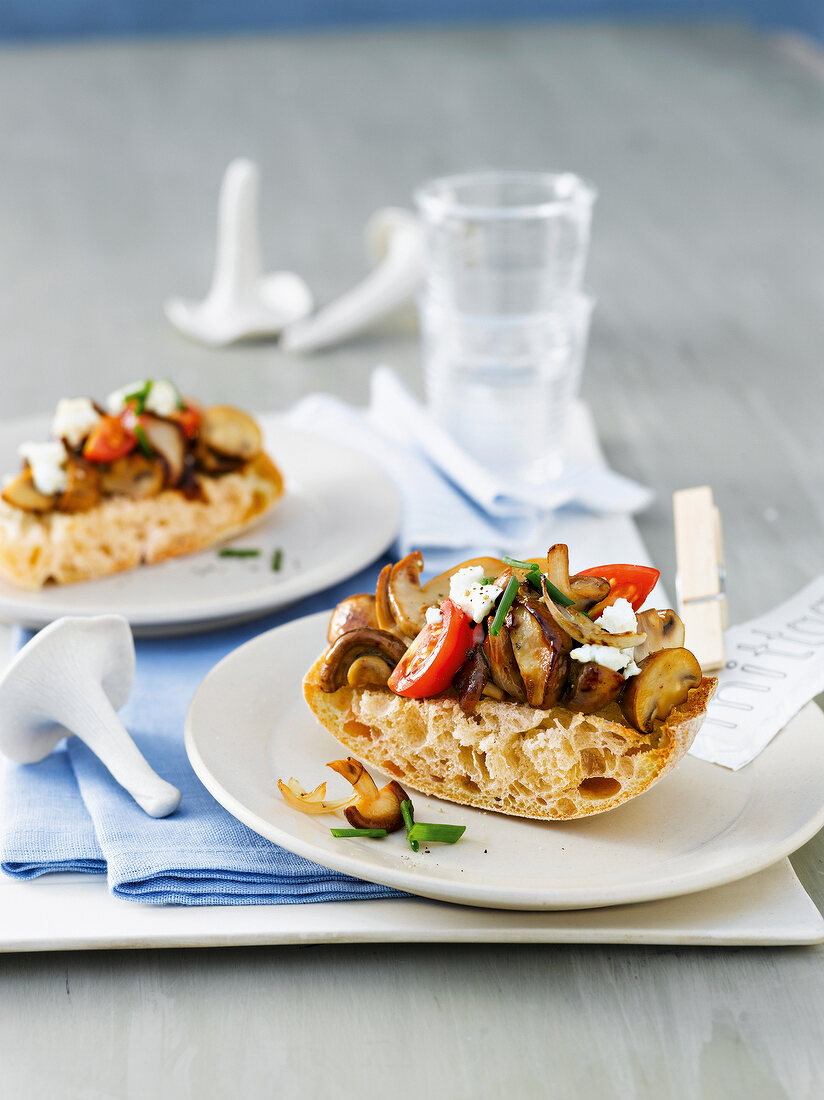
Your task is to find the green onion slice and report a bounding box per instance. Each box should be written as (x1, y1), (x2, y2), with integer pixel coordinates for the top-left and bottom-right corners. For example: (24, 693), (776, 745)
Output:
(134, 424), (153, 457)
(271, 548), (283, 572)
(488, 574), (520, 637)
(406, 823), (466, 845)
(218, 548), (261, 558)
(502, 557), (577, 607)
(124, 379), (152, 414)
(400, 799), (418, 852)
(330, 828), (388, 839)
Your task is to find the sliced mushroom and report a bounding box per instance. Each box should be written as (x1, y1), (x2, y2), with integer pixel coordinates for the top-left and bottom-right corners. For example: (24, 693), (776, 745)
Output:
(99, 452), (165, 500)
(194, 441), (244, 476)
(566, 662), (625, 714)
(58, 457), (102, 513)
(509, 599), (571, 708)
(452, 646), (488, 714)
(318, 628), (408, 693)
(139, 415), (186, 486)
(326, 757), (409, 832)
(200, 405), (262, 460)
(387, 551), (427, 636)
(327, 594), (380, 643)
(347, 655), (393, 688)
(483, 619), (527, 702)
(569, 574), (612, 614)
(541, 575), (646, 649)
(620, 647), (703, 734)
(633, 609), (686, 663)
(1, 469), (57, 513)
(374, 562), (409, 638)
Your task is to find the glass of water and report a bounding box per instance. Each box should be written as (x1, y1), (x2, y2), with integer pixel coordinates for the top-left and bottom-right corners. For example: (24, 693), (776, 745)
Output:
(415, 171), (596, 486)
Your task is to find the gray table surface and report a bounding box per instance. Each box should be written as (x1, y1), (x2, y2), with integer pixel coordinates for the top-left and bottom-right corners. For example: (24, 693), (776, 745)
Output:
(1, 20), (823, 1098)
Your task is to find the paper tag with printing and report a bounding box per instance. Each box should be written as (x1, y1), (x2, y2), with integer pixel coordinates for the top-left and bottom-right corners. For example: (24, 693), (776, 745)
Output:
(690, 577), (824, 770)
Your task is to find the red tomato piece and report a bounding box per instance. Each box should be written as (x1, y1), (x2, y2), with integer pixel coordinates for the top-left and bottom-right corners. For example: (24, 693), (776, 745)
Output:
(388, 598), (476, 698)
(575, 563), (661, 616)
(82, 415), (137, 463)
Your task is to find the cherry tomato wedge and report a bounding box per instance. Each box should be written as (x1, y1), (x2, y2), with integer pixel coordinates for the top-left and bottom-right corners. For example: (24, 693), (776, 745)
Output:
(170, 400), (201, 440)
(574, 564), (661, 616)
(388, 598), (476, 698)
(82, 415), (137, 463)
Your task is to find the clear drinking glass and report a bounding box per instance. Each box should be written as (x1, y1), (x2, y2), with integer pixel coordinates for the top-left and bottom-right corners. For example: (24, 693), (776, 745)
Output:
(415, 170), (597, 485)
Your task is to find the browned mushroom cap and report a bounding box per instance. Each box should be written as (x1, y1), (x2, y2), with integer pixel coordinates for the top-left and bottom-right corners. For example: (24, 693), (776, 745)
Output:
(620, 647), (703, 733)
(326, 757), (409, 832)
(387, 551), (427, 636)
(509, 598), (571, 708)
(569, 575), (612, 614)
(58, 457), (102, 514)
(566, 662), (625, 714)
(483, 619), (527, 702)
(327, 594), (380, 644)
(633, 609), (686, 663)
(200, 405), (262, 460)
(540, 575), (646, 649)
(452, 647), (488, 714)
(318, 628), (408, 693)
(346, 656), (393, 688)
(99, 452), (165, 499)
(1, 468), (57, 513)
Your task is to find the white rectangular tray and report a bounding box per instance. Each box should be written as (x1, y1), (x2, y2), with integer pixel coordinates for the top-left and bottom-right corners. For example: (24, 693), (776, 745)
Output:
(0, 859), (821, 950)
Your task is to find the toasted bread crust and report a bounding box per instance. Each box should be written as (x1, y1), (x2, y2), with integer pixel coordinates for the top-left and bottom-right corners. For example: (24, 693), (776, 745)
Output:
(0, 452), (283, 588)
(303, 659), (716, 820)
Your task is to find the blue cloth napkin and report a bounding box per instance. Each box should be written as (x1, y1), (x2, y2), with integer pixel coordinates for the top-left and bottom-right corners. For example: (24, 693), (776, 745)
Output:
(0, 561), (406, 905)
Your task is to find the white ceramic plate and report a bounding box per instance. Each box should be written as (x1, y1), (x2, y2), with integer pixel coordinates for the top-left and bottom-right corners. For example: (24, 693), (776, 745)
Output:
(185, 612), (824, 911)
(0, 414), (400, 635)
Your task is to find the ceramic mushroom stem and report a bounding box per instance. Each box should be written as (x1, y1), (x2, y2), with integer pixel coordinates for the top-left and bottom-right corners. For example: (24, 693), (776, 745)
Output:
(0, 615), (181, 818)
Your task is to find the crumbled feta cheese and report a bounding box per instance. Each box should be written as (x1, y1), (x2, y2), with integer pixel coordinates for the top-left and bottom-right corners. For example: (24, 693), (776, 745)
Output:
(51, 397), (100, 448)
(425, 605), (443, 626)
(144, 379), (180, 417)
(105, 379), (181, 418)
(596, 598), (637, 635)
(570, 597), (641, 679)
(448, 565), (503, 623)
(18, 441), (68, 495)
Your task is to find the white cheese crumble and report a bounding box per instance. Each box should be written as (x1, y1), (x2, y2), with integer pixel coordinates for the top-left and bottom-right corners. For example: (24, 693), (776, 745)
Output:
(18, 441), (68, 495)
(105, 379), (181, 418)
(424, 605), (443, 626)
(570, 597), (641, 679)
(51, 397), (100, 448)
(448, 565), (503, 623)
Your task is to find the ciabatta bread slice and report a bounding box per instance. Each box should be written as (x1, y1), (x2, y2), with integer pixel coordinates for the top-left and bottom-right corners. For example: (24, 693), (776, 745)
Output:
(0, 453), (283, 589)
(304, 658), (716, 821)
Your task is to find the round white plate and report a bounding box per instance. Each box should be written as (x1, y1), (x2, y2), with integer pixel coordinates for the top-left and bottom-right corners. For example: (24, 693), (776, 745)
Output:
(185, 611), (824, 911)
(0, 414), (399, 635)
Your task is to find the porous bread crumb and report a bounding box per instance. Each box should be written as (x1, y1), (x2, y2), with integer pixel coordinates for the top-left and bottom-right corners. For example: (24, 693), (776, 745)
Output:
(0, 453), (283, 588)
(303, 657), (716, 821)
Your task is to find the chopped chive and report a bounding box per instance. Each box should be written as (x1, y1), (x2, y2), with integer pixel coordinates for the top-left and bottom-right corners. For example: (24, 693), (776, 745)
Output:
(542, 578), (576, 608)
(481, 576), (495, 586)
(134, 424), (153, 457)
(489, 574), (520, 637)
(125, 380), (152, 414)
(330, 828), (388, 838)
(218, 547), (261, 558)
(400, 799), (418, 852)
(406, 823), (466, 845)
(271, 548), (283, 572)
(502, 557), (543, 593)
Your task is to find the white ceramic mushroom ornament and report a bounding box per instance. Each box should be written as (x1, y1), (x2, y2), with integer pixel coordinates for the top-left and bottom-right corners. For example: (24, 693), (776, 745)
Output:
(0, 616), (181, 818)
(164, 157), (313, 346)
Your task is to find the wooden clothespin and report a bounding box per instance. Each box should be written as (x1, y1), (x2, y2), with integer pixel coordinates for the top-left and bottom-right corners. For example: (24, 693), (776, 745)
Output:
(673, 486), (727, 673)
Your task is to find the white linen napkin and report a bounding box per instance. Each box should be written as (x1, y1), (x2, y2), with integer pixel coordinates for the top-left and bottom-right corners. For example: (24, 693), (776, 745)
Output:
(286, 367), (653, 566)
(690, 577), (824, 770)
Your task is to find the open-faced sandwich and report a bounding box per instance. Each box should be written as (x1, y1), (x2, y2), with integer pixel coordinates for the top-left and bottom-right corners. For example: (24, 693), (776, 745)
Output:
(304, 545), (716, 821)
(0, 378), (283, 588)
